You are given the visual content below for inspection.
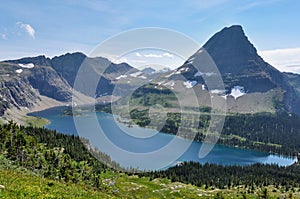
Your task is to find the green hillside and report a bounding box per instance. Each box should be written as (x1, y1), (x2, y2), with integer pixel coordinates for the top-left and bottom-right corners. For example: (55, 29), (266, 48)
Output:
(0, 121), (300, 198)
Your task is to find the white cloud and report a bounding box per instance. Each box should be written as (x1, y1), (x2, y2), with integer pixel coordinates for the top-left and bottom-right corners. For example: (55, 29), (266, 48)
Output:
(144, 53), (162, 58)
(259, 48), (300, 74)
(162, 53), (174, 58)
(115, 57), (147, 65)
(143, 52), (174, 58)
(135, 52), (142, 57)
(17, 22), (35, 39)
(115, 57), (128, 64)
(1, 34), (7, 40)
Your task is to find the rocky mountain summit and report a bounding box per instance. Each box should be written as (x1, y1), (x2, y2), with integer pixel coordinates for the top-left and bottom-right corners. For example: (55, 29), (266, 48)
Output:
(0, 52), (154, 117)
(0, 25), (299, 121)
(163, 25), (300, 114)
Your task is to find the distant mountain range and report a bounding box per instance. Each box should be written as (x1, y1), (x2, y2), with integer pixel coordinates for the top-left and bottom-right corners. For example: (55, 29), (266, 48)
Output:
(0, 25), (299, 121)
(0, 52), (163, 117)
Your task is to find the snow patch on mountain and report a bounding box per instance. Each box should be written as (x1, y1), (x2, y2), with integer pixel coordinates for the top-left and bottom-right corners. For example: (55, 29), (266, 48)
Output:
(205, 72), (216, 76)
(138, 75), (147, 79)
(197, 49), (203, 54)
(15, 69), (23, 74)
(116, 75), (128, 80)
(221, 95), (227, 99)
(130, 71), (143, 77)
(157, 81), (165, 85)
(183, 80), (197, 88)
(18, 63), (34, 69)
(194, 71), (216, 77)
(165, 71), (175, 78)
(230, 86), (245, 99)
(164, 81), (175, 87)
(210, 89), (226, 94)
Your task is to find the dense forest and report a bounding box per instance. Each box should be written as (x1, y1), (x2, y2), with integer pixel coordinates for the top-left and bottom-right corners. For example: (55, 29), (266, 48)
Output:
(1, 121), (300, 198)
(143, 161), (300, 190)
(0, 121), (117, 189)
(63, 100), (300, 157)
(120, 83), (300, 156)
(122, 108), (300, 157)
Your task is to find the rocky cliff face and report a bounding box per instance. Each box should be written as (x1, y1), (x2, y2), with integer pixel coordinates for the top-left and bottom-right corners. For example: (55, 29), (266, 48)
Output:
(51, 52), (87, 87)
(0, 62), (40, 115)
(28, 65), (72, 102)
(50, 52), (137, 97)
(284, 72), (300, 97)
(4, 56), (73, 102)
(0, 52), (138, 116)
(202, 25), (300, 114)
(0, 57), (73, 116)
(166, 25), (300, 115)
(201, 25), (282, 93)
(6, 55), (52, 67)
(1, 25), (300, 117)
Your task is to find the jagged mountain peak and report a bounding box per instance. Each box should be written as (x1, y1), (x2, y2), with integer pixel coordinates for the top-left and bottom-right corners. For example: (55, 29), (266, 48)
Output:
(51, 52), (87, 60)
(1, 26), (300, 116)
(202, 25), (259, 75)
(141, 67), (156, 74)
(204, 25), (257, 54)
(5, 55), (51, 66)
(168, 25), (300, 115)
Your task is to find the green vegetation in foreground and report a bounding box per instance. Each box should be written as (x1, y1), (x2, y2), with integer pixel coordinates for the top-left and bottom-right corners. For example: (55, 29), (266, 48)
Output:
(0, 168), (108, 199)
(1, 162), (300, 199)
(0, 119), (4, 126)
(0, 121), (300, 198)
(24, 115), (49, 128)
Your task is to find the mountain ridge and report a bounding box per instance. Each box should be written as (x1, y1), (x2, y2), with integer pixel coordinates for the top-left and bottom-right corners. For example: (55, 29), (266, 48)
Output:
(0, 52), (142, 121)
(0, 25), (300, 123)
(165, 25), (300, 114)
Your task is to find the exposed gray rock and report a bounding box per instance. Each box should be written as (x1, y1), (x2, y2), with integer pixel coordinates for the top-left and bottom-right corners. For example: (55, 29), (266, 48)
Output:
(172, 25), (300, 115)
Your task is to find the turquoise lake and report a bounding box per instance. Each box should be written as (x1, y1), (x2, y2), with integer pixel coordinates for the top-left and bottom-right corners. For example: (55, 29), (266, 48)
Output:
(29, 106), (296, 170)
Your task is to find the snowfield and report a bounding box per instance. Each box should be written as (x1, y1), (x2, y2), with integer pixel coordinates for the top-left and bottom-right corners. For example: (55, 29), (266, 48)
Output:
(130, 71), (143, 77)
(183, 80), (197, 88)
(230, 86), (246, 99)
(116, 75), (128, 80)
(15, 69), (23, 74)
(18, 63), (34, 69)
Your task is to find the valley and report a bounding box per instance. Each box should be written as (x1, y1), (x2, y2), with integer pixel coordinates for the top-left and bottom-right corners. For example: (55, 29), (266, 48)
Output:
(0, 24), (300, 198)
(29, 107), (296, 170)
(0, 121), (300, 198)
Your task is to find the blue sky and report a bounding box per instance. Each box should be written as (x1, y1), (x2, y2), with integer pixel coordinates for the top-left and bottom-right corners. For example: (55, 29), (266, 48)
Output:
(1, 0), (300, 73)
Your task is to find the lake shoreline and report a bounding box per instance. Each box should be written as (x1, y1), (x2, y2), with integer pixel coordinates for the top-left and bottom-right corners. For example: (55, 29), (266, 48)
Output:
(1, 95), (66, 127)
(28, 106), (297, 170)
